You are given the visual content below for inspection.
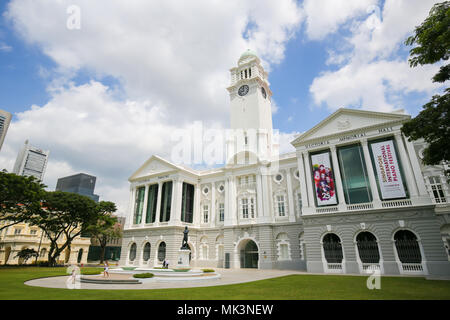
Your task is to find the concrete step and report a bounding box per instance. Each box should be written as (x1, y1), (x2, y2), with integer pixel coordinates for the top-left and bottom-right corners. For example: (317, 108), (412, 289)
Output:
(80, 277), (141, 284)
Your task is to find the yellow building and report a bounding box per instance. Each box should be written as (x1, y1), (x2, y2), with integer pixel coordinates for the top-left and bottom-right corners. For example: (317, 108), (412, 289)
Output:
(0, 221), (90, 265)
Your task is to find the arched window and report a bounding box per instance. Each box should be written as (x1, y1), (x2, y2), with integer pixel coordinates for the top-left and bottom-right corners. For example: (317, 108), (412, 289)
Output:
(356, 232), (380, 263)
(394, 230), (421, 263)
(157, 242), (166, 262)
(322, 233), (343, 263)
(129, 243), (137, 261)
(143, 243), (151, 262)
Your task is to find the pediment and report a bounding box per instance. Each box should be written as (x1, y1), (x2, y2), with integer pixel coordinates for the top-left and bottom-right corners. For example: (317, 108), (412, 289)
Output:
(291, 108), (410, 146)
(129, 156), (180, 181)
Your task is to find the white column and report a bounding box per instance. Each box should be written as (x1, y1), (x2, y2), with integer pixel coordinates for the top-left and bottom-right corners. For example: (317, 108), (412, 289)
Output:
(256, 171), (264, 220)
(394, 133), (419, 198)
(224, 177), (231, 226)
(285, 168), (296, 222)
(260, 168), (272, 223)
(404, 138), (429, 197)
(296, 152), (309, 208)
(211, 183), (216, 226)
(141, 184), (149, 226)
(330, 145), (346, 210)
(303, 151), (316, 211)
(229, 176), (237, 225)
(126, 186), (135, 228)
(155, 181), (163, 226)
(361, 138), (381, 208)
(194, 183), (201, 226)
(170, 178), (183, 225)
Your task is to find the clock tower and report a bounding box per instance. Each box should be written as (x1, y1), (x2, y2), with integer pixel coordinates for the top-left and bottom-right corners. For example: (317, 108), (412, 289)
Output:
(226, 49), (276, 163)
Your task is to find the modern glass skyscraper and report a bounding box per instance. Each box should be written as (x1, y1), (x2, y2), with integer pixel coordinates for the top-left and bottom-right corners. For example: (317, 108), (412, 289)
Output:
(13, 140), (49, 181)
(56, 173), (100, 202)
(0, 109), (12, 152)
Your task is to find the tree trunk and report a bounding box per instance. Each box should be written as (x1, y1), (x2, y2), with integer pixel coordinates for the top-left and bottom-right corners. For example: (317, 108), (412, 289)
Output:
(100, 246), (106, 264)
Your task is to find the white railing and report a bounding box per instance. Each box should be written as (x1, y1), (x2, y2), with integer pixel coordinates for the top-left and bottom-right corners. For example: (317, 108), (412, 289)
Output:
(316, 206), (339, 214)
(382, 199), (412, 208)
(401, 263), (423, 273)
(347, 203), (374, 211)
(362, 263), (380, 272)
(326, 263), (343, 273)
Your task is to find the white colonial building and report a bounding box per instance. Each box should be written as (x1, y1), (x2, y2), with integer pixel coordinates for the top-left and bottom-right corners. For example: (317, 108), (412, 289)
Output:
(119, 50), (450, 276)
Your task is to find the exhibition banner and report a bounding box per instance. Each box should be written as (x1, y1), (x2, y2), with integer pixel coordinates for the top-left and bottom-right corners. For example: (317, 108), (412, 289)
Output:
(311, 152), (337, 206)
(370, 140), (406, 199)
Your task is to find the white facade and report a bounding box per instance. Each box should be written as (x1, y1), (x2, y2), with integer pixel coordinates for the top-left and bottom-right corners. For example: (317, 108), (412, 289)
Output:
(120, 51), (450, 275)
(13, 140), (49, 181)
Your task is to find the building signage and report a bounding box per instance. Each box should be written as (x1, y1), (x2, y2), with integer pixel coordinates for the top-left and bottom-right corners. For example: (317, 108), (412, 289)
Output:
(310, 151), (337, 206)
(305, 141), (330, 149)
(338, 132), (366, 142)
(370, 140), (406, 199)
(378, 127), (393, 133)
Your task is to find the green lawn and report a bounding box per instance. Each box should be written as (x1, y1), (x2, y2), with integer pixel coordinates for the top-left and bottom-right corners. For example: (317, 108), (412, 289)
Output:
(0, 267), (449, 300)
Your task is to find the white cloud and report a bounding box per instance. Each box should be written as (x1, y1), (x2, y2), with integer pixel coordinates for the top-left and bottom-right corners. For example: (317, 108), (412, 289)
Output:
(0, 41), (12, 52)
(2, 0), (304, 214)
(0, 81), (180, 214)
(5, 0), (303, 123)
(302, 0), (377, 40)
(308, 0), (444, 112)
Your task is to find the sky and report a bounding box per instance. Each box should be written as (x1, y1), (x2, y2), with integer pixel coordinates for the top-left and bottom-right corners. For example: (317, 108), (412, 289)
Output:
(0, 0), (445, 215)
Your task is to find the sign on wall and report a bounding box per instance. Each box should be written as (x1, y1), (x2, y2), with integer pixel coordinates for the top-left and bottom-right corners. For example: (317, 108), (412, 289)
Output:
(310, 152), (337, 206)
(370, 140), (406, 199)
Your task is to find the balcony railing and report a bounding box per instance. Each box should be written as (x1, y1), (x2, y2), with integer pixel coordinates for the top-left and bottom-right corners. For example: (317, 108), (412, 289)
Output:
(401, 263), (423, 273)
(347, 203), (374, 211)
(312, 198), (415, 215)
(326, 263), (343, 273)
(381, 199), (412, 208)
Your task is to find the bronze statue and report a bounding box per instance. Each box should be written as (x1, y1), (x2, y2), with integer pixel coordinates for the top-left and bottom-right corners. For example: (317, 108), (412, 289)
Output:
(181, 226), (189, 250)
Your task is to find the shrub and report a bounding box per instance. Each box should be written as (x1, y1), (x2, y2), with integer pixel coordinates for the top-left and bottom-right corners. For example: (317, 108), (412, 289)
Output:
(133, 273), (154, 279)
(80, 268), (103, 275)
(173, 268), (190, 272)
(202, 269), (215, 273)
(122, 267), (137, 270)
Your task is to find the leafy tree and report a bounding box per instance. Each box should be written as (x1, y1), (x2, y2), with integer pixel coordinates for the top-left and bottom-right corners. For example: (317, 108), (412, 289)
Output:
(85, 201), (121, 263)
(15, 248), (39, 264)
(30, 191), (101, 266)
(0, 172), (46, 231)
(402, 1), (450, 168)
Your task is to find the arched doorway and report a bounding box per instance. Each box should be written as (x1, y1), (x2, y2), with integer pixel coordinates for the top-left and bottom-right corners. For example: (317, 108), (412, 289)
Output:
(394, 230), (421, 263)
(322, 233), (344, 272)
(143, 243), (151, 263)
(129, 243), (137, 263)
(356, 232), (380, 263)
(157, 242), (166, 263)
(239, 240), (259, 269)
(356, 232), (381, 272)
(77, 249), (83, 263)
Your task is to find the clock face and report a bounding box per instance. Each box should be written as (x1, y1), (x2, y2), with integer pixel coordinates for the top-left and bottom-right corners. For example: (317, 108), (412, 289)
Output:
(261, 87), (267, 99)
(238, 85), (249, 96)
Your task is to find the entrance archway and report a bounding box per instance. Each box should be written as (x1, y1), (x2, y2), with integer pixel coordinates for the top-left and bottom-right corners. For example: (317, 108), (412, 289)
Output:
(77, 249), (83, 263)
(239, 240), (259, 269)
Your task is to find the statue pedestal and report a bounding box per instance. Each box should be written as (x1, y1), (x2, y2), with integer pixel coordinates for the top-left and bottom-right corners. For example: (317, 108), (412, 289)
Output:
(176, 249), (191, 269)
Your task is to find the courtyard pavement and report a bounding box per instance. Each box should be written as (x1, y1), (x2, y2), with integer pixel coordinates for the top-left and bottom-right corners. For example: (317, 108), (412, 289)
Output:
(24, 268), (449, 290)
(24, 268), (308, 290)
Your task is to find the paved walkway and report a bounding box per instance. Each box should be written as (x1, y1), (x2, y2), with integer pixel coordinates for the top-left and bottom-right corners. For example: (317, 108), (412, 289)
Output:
(24, 268), (449, 290)
(25, 269), (307, 290)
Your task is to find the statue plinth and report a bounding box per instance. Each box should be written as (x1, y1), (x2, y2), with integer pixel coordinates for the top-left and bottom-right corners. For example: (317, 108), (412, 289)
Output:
(176, 249), (191, 269)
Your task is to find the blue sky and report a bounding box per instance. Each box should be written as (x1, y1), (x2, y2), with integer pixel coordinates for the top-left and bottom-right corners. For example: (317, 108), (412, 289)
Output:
(0, 0), (444, 212)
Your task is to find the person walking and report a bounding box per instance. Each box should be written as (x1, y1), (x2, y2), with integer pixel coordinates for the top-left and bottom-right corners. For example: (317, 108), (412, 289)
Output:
(103, 260), (109, 278)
